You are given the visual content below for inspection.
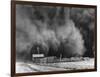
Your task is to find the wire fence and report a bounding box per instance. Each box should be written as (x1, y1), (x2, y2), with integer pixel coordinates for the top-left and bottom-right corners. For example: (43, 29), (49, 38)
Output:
(32, 57), (89, 64)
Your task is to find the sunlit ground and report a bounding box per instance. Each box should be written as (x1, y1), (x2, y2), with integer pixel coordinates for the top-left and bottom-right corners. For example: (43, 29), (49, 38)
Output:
(16, 58), (94, 73)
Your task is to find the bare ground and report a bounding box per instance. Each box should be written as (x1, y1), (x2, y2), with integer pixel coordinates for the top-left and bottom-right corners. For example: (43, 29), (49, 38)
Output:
(16, 58), (94, 73)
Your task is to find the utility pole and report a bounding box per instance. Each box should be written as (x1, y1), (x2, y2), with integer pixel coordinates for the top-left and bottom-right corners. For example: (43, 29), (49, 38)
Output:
(60, 54), (62, 62)
(37, 47), (39, 54)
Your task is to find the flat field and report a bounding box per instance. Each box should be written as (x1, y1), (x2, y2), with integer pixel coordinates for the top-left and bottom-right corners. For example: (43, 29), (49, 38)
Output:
(16, 58), (94, 73)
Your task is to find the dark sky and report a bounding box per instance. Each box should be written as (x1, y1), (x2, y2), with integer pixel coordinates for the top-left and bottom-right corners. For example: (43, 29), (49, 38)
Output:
(16, 4), (95, 60)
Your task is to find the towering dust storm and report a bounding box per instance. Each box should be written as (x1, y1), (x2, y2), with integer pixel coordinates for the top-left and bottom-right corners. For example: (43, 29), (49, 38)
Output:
(16, 5), (85, 60)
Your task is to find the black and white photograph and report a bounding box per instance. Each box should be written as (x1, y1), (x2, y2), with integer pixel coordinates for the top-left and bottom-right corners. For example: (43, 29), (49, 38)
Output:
(11, 1), (97, 76)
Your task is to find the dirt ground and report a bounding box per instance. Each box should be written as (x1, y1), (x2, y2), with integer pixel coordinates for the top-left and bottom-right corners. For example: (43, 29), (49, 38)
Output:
(16, 58), (94, 73)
